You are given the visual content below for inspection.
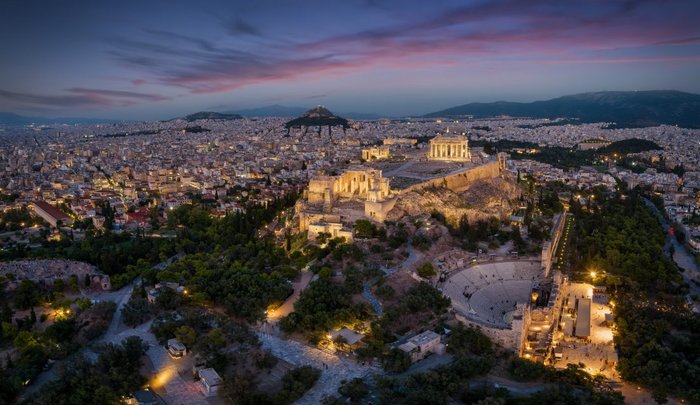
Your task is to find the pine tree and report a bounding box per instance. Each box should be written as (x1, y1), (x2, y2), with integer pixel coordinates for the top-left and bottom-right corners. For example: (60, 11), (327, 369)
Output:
(0, 302), (12, 323)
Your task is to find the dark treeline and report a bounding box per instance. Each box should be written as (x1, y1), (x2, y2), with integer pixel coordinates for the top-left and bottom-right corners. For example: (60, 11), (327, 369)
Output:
(0, 192), (301, 403)
(473, 138), (662, 169)
(568, 190), (700, 403)
(26, 336), (147, 404)
(1, 191), (300, 289)
(145, 191), (302, 320)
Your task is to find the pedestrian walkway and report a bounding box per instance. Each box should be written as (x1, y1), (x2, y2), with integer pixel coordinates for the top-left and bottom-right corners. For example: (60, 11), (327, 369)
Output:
(147, 345), (208, 405)
(257, 332), (376, 404)
(363, 281), (383, 316)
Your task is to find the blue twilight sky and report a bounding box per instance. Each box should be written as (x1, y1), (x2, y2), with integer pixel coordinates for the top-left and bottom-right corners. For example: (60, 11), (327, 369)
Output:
(1, 0), (699, 119)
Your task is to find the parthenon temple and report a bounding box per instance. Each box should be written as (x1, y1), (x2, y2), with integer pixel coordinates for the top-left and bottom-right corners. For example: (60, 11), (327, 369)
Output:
(428, 134), (471, 162)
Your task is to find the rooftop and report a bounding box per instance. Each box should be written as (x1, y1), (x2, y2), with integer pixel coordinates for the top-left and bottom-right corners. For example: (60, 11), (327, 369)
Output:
(408, 330), (441, 346)
(198, 367), (223, 386)
(33, 200), (70, 220)
(330, 328), (365, 345)
(575, 298), (591, 337)
(167, 338), (186, 351)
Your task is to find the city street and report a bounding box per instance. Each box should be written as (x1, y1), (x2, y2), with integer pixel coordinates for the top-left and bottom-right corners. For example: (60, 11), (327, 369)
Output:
(644, 198), (700, 312)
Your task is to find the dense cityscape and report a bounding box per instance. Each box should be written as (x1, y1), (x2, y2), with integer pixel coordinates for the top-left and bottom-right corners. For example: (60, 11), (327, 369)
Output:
(2, 1), (700, 405)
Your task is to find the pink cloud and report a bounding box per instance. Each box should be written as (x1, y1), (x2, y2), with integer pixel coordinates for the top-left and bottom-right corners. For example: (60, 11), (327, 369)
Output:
(96, 1), (700, 103)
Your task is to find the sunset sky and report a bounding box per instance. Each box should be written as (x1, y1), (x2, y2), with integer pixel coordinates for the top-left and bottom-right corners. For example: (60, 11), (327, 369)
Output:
(1, 0), (699, 119)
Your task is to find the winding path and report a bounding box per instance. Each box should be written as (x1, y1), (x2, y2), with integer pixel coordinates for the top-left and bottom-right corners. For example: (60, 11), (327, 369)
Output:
(363, 280), (383, 316)
(267, 262), (315, 321)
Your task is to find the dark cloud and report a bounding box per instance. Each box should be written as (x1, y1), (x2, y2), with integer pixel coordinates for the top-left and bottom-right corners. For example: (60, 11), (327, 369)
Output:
(227, 18), (262, 36)
(0, 89), (100, 108)
(0, 87), (170, 109)
(653, 36), (700, 46)
(5, 0), (694, 115)
(101, 0), (700, 97)
(66, 88), (170, 102)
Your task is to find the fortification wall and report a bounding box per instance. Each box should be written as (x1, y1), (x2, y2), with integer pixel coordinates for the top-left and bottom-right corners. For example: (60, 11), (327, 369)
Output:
(542, 212), (567, 277)
(453, 302), (529, 353)
(455, 312), (523, 351)
(401, 160), (501, 195)
(298, 211), (341, 231)
(365, 197), (397, 222)
(513, 304), (530, 356)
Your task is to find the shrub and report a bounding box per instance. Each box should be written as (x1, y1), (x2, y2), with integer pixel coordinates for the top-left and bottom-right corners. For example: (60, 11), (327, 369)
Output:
(507, 357), (549, 381)
(416, 262), (436, 278)
(338, 377), (369, 402)
(382, 348), (411, 373)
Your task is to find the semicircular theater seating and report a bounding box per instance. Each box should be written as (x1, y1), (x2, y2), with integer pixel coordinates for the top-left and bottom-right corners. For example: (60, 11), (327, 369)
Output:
(445, 261), (542, 328)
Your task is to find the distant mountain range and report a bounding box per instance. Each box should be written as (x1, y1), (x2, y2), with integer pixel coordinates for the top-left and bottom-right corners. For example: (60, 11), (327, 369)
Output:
(224, 105), (307, 117)
(225, 104), (385, 120)
(424, 90), (700, 128)
(0, 112), (120, 126)
(3, 90), (699, 128)
(179, 111), (243, 122)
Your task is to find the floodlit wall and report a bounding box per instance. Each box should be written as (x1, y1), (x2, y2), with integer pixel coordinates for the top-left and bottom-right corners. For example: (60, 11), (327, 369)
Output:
(542, 212), (567, 277)
(402, 160), (502, 194)
(364, 197), (397, 222)
(455, 311), (526, 351)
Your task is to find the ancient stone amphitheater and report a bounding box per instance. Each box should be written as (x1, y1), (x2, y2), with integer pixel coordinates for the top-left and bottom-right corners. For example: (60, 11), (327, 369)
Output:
(443, 260), (543, 329)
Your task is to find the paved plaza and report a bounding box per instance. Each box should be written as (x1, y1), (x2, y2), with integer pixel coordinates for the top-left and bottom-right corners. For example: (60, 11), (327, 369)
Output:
(554, 282), (617, 378)
(147, 345), (211, 405)
(257, 332), (377, 404)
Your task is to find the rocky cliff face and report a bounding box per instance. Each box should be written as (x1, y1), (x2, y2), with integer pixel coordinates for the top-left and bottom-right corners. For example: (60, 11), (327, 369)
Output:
(387, 177), (520, 224)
